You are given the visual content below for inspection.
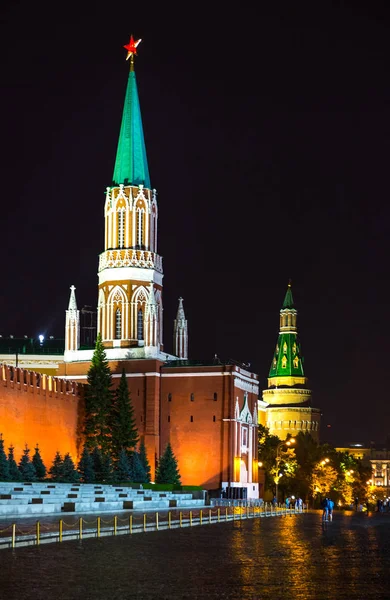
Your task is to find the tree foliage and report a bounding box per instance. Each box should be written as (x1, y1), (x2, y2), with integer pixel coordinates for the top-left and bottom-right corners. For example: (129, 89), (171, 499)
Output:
(110, 369), (139, 459)
(62, 453), (80, 483)
(155, 443), (181, 485)
(78, 446), (95, 483)
(8, 445), (21, 481)
(49, 451), (64, 482)
(18, 445), (37, 482)
(138, 440), (151, 483)
(32, 444), (46, 480)
(116, 448), (132, 482)
(0, 435), (10, 481)
(84, 334), (113, 452)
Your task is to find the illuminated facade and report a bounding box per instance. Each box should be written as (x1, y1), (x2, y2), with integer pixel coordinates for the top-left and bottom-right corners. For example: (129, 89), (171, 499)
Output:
(262, 283), (321, 440)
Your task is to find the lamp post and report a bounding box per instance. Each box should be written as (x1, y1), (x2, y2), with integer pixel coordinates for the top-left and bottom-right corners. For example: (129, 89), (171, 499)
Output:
(275, 438), (295, 504)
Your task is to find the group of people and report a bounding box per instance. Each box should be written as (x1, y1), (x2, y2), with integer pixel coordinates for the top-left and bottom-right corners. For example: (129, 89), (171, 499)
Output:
(322, 497), (335, 521)
(284, 496), (304, 511)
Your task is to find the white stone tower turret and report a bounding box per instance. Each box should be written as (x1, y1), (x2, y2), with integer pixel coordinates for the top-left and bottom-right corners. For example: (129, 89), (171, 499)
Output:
(173, 297), (188, 359)
(65, 285), (80, 352)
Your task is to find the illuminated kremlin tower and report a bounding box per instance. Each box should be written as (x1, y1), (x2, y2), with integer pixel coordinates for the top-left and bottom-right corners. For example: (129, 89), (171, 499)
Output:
(262, 283), (320, 441)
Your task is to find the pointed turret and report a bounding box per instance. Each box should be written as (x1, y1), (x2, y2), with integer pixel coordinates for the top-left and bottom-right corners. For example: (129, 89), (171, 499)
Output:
(173, 297), (188, 359)
(262, 283), (320, 442)
(65, 285), (80, 352)
(112, 37), (151, 188)
(268, 282), (304, 383)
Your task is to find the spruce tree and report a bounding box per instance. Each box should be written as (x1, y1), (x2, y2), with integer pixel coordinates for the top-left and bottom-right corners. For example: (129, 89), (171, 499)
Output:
(18, 445), (37, 482)
(138, 439), (151, 483)
(101, 452), (114, 483)
(129, 451), (147, 483)
(0, 435), (10, 481)
(110, 369), (139, 459)
(32, 444), (46, 480)
(78, 446), (95, 483)
(91, 447), (103, 482)
(8, 445), (21, 481)
(155, 443), (181, 485)
(62, 453), (80, 483)
(84, 333), (113, 453)
(116, 449), (131, 482)
(49, 451), (64, 482)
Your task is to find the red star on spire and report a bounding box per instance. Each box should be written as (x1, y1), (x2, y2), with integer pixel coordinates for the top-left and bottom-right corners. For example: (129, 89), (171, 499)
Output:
(124, 35), (142, 60)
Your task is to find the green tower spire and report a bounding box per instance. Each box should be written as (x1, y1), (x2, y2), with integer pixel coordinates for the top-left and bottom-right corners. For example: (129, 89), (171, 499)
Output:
(268, 282), (305, 382)
(112, 39), (151, 188)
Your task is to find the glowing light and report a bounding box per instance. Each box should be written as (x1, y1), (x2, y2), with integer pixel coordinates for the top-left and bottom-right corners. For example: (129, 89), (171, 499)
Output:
(38, 335), (44, 344)
(258, 461), (263, 468)
(124, 35), (142, 60)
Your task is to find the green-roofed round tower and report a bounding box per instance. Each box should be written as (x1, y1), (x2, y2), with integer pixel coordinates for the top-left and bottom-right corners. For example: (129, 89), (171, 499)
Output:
(262, 283), (321, 441)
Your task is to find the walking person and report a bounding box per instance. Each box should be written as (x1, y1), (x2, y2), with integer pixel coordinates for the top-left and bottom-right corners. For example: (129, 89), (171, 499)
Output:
(328, 498), (334, 521)
(322, 497), (329, 521)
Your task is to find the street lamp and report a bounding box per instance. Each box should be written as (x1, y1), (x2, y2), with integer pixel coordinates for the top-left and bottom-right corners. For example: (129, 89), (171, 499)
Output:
(275, 438), (295, 504)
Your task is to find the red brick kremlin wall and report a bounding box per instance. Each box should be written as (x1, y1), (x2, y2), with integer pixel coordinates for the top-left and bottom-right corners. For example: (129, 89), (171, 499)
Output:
(0, 365), (83, 465)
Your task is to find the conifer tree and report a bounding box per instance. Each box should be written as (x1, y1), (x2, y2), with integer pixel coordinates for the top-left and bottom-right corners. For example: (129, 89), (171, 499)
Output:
(18, 444), (37, 482)
(101, 452), (114, 483)
(8, 445), (21, 481)
(110, 369), (139, 459)
(32, 444), (46, 480)
(62, 453), (80, 483)
(155, 443), (181, 485)
(129, 451), (147, 483)
(78, 446), (95, 483)
(91, 447), (103, 482)
(0, 435), (10, 481)
(138, 439), (151, 483)
(116, 449), (131, 482)
(84, 334), (113, 453)
(49, 451), (64, 482)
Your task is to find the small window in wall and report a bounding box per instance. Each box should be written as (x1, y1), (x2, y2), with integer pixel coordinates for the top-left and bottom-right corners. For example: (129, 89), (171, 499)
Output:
(168, 416), (170, 423)
(138, 389), (140, 396)
(115, 308), (121, 340)
(168, 393), (172, 402)
(242, 427), (248, 447)
(213, 393), (217, 401)
(140, 415), (143, 422)
(190, 393), (194, 402)
(137, 308), (143, 340)
(213, 415), (216, 422)
(190, 415), (193, 422)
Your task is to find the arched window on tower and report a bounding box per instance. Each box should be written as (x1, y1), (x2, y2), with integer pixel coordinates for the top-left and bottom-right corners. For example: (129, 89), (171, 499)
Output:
(136, 209), (144, 248)
(117, 210), (125, 249)
(115, 308), (121, 339)
(137, 308), (143, 340)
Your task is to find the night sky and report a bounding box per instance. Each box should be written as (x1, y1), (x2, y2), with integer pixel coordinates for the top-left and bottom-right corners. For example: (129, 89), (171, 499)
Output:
(2, 2), (390, 445)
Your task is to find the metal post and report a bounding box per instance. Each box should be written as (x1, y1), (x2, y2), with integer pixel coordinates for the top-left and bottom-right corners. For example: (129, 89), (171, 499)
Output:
(190, 511), (193, 526)
(143, 514), (146, 532)
(97, 517), (101, 538)
(12, 523), (16, 548)
(156, 512), (159, 530)
(209, 509), (212, 524)
(79, 517), (82, 539)
(200, 510), (202, 526)
(226, 507), (228, 521)
(114, 516), (117, 535)
(218, 508), (220, 522)
(168, 512), (171, 529)
(36, 521), (40, 546)
(129, 515), (133, 534)
(59, 519), (63, 542)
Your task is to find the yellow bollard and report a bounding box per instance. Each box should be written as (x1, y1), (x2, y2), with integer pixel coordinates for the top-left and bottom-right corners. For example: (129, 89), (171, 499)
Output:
(114, 516), (117, 535)
(218, 508), (220, 522)
(129, 515), (133, 534)
(156, 513), (159, 531)
(59, 519), (63, 542)
(246, 505), (249, 519)
(143, 514), (146, 532)
(79, 517), (83, 540)
(168, 512), (171, 529)
(12, 523), (16, 548)
(200, 510), (202, 526)
(190, 511), (193, 526)
(36, 521), (40, 546)
(209, 509), (212, 524)
(97, 517), (101, 538)
(226, 507), (228, 521)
